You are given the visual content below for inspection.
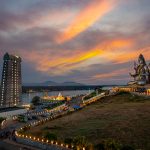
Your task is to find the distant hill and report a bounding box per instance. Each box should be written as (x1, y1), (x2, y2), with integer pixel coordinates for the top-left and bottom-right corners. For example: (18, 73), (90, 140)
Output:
(23, 81), (85, 86)
(59, 82), (84, 86)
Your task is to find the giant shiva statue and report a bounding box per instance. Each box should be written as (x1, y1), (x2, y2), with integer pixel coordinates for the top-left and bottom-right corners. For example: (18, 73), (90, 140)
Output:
(129, 54), (150, 85)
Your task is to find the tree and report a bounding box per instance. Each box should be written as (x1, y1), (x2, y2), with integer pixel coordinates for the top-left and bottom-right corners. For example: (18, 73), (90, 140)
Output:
(31, 96), (41, 106)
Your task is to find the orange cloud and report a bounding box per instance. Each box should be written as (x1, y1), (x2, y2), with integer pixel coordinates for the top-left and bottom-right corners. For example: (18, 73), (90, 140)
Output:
(93, 68), (128, 79)
(57, 0), (117, 43)
(37, 49), (103, 73)
(108, 46), (150, 64)
(82, 39), (150, 66)
(109, 39), (133, 48)
(93, 38), (134, 51)
(22, 49), (103, 75)
(74, 38), (135, 67)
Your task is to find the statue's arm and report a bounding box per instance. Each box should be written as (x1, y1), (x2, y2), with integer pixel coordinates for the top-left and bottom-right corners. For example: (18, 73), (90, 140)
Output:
(129, 72), (137, 77)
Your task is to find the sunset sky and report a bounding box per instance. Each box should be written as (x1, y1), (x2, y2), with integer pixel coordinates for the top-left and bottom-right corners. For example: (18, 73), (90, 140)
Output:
(0, 0), (150, 85)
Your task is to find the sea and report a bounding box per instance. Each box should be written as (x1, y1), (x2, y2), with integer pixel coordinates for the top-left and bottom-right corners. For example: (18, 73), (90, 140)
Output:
(22, 90), (92, 104)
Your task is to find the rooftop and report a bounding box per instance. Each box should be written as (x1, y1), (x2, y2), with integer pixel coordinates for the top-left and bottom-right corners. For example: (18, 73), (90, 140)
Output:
(4, 52), (21, 61)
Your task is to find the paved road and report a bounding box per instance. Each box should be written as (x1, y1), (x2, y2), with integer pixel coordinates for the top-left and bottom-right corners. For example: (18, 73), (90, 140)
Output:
(69, 95), (83, 106)
(0, 140), (40, 150)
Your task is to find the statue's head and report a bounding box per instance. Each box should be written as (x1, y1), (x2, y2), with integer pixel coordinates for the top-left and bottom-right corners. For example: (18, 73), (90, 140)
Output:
(138, 54), (146, 65)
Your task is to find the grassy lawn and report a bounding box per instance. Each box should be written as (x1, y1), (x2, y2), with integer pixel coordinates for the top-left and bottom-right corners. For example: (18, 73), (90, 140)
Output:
(25, 92), (150, 149)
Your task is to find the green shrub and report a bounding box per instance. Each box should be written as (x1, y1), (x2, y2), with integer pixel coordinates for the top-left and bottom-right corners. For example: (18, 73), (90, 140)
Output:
(95, 139), (135, 150)
(73, 136), (90, 148)
(95, 143), (105, 150)
(44, 132), (57, 141)
(121, 145), (135, 150)
(95, 139), (121, 150)
(64, 137), (73, 144)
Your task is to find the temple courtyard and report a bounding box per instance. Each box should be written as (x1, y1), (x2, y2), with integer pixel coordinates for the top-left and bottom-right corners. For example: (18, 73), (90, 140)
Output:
(24, 92), (150, 149)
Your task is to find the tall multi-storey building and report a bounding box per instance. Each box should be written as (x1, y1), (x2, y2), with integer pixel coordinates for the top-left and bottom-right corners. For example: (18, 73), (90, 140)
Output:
(0, 53), (22, 108)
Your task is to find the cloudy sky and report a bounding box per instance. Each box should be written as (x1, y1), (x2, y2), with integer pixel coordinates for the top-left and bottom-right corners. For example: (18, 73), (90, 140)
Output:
(0, 0), (150, 85)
